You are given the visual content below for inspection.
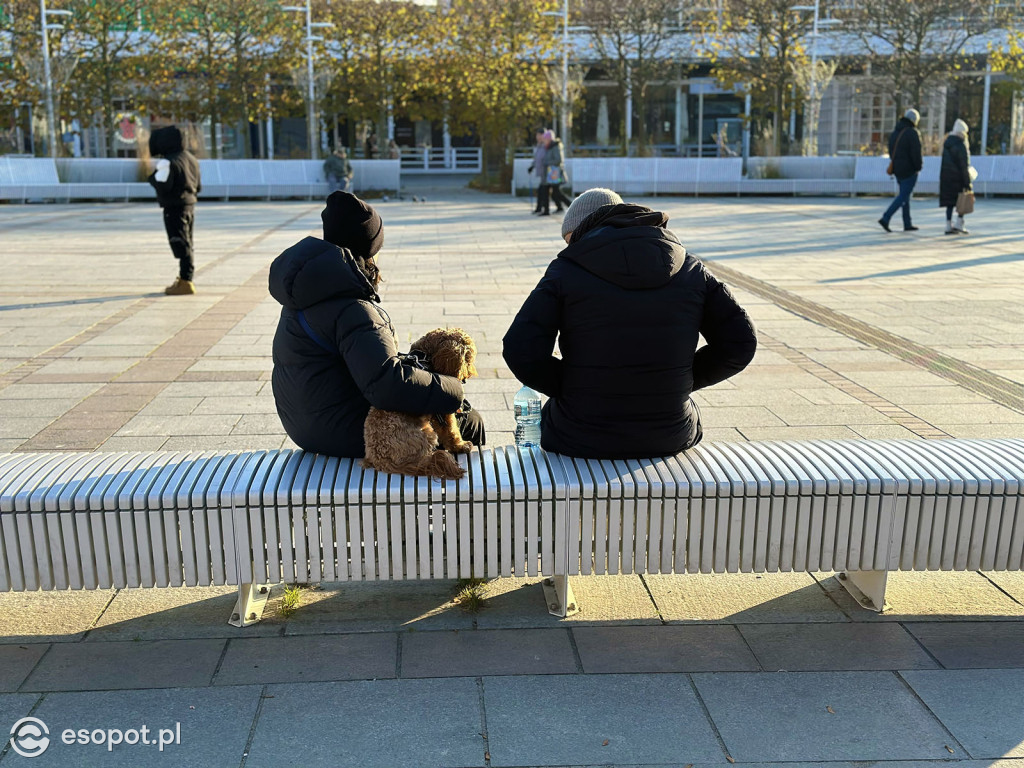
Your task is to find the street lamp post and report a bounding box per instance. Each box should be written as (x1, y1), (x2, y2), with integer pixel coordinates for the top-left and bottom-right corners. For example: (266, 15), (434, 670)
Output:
(283, 0), (333, 160)
(39, 0), (72, 158)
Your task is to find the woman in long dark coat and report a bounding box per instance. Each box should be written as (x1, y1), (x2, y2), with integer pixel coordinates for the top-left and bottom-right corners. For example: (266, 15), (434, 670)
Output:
(939, 119), (972, 235)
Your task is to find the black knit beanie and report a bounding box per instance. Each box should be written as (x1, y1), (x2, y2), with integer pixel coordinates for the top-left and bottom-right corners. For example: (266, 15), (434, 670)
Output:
(321, 191), (384, 258)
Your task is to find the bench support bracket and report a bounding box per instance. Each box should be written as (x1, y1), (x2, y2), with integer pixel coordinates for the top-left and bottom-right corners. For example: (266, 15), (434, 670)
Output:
(543, 576), (579, 618)
(228, 582), (272, 627)
(838, 570), (888, 612)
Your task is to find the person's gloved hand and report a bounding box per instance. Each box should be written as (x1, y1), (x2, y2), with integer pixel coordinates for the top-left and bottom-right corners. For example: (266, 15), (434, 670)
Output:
(527, 165), (534, 173)
(155, 158), (170, 182)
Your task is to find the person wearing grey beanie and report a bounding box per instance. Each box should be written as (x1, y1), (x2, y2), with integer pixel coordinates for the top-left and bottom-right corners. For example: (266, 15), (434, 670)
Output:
(560, 187), (623, 240)
(878, 107), (924, 232)
(503, 192), (757, 459)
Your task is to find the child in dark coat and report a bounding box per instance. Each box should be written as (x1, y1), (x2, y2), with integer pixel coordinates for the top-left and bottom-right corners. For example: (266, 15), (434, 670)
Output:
(148, 125), (202, 295)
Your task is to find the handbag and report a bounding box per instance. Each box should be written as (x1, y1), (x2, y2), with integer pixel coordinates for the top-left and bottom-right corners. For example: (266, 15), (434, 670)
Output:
(546, 166), (564, 185)
(956, 190), (975, 215)
(886, 128), (907, 176)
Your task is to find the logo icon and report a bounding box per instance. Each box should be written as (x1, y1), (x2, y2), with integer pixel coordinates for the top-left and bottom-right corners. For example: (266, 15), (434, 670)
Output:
(10, 717), (50, 758)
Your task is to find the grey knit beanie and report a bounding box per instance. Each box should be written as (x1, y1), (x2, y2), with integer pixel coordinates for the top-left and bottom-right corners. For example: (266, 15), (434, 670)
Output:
(561, 187), (623, 239)
(904, 108), (920, 125)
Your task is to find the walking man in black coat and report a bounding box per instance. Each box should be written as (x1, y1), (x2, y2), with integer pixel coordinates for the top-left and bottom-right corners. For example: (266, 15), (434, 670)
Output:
(147, 125), (202, 295)
(878, 108), (923, 233)
(503, 188), (757, 459)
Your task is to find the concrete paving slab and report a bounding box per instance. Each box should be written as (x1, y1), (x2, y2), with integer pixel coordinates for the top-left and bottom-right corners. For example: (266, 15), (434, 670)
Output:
(21, 639), (225, 692)
(85, 586), (280, 641)
(738, 622), (938, 671)
(646, 572), (848, 623)
(12, 685), (261, 767)
(902, 669), (1024, 758)
(400, 628), (577, 678)
(485, 673), (724, 766)
(0, 590), (117, 644)
(817, 571), (1024, 621)
(245, 678), (485, 768)
(0, 644), (49, 692)
(904, 621), (1024, 668)
(0, 693), (42, 741)
(573, 624), (760, 673)
(475, 575), (660, 628)
(214, 633), (397, 685)
(279, 581), (475, 634)
(693, 671), (957, 761)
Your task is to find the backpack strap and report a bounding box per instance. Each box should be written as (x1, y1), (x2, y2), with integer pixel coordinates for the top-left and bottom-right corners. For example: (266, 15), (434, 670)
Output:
(296, 309), (336, 354)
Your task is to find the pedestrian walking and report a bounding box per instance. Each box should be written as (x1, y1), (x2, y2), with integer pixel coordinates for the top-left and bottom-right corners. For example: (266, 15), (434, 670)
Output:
(323, 147), (353, 192)
(147, 125), (201, 295)
(540, 130), (572, 215)
(878, 108), (923, 233)
(940, 119), (974, 235)
(364, 132), (378, 159)
(503, 188), (757, 459)
(528, 128), (548, 215)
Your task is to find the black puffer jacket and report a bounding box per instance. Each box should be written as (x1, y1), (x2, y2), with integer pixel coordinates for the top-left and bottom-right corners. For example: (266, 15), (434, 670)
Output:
(503, 205), (757, 459)
(147, 125), (201, 207)
(939, 134), (971, 207)
(888, 117), (923, 181)
(270, 237), (464, 457)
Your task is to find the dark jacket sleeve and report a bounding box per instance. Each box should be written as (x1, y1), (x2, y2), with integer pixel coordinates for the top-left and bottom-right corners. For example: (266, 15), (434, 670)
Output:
(502, 264), (564, 397)
(692, 267), (757, 391)
(335, 301), (464, 414)
(908, 129), (923, 173)
(956, 141), (971, 190)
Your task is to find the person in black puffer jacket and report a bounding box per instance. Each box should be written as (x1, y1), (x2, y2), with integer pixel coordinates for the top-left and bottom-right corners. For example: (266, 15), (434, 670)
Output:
(270, 191), (485, 458)
(147, 125), (202, 295)
(503, 188), (757, 459)
(939, 119), (973, 235)
(878, 108), (924, 233)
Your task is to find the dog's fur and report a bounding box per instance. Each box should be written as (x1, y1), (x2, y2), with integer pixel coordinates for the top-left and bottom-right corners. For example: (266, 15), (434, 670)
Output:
(362, 328), (478, 480)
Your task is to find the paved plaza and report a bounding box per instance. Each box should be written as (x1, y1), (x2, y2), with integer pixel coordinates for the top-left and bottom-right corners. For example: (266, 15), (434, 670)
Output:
(0, 185), (1023, 766)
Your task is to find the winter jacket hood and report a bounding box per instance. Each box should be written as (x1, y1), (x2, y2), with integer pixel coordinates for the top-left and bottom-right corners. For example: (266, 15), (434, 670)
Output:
(560, 204), (681, 291)
(269, 236), (379, 310)
(149, 125), (185, 157)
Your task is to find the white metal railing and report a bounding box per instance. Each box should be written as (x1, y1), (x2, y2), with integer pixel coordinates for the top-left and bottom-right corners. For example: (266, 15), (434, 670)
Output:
(399, 146), (481, 174)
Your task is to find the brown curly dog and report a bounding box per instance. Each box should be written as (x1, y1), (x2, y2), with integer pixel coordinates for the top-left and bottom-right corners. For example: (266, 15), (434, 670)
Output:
(362, 327), (478, 480)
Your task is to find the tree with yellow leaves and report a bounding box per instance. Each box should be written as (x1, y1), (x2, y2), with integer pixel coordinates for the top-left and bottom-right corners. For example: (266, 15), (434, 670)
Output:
(701, 0), (812, 156)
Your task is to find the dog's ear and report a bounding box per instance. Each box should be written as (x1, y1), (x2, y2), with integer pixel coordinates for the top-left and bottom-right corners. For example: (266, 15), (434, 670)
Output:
(430, 340), (465, 378)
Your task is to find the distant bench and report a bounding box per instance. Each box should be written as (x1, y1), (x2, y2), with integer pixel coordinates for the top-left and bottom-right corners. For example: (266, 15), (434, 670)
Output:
(1, 439), (1022, 627)
(0, 158), (401, 203)
(510, 156), (1024, 198)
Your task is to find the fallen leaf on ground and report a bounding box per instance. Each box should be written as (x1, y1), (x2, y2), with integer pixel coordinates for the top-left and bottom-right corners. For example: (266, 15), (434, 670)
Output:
(946, 746), (955, 754)
(827, 705), (835, 714)
(602, 740), (609, 746)
(727, 756), (736, 763)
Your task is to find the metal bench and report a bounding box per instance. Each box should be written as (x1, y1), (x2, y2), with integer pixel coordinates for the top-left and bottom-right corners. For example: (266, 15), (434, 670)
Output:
(2, 439), (1022, 629)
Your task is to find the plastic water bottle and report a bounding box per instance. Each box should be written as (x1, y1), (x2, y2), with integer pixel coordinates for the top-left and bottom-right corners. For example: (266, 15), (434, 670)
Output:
(513, 385), (542, 447)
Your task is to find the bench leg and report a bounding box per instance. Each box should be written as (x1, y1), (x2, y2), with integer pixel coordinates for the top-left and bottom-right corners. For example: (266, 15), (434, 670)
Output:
(838, 570), (888, 612)
(228, 582), (271, 627)
(542, 576), (579, 618)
